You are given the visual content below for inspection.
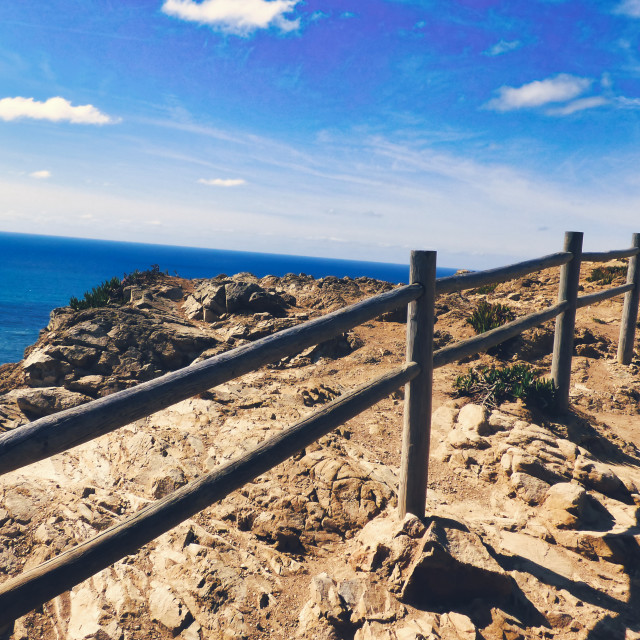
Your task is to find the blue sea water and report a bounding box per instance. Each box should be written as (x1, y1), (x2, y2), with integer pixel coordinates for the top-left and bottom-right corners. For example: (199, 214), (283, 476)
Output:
(0, 232), (457, 365)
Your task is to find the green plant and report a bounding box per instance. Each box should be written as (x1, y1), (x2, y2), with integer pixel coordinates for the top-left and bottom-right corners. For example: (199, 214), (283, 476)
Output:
(69, 276), (123, 311)
(467, 300), (515, 334)
(454, 364), (557, 410)
(68, 265), (166, 311)
(473, 283), (498, 295)
(122, 264), (165, 286)
(586, 265), (627, 285)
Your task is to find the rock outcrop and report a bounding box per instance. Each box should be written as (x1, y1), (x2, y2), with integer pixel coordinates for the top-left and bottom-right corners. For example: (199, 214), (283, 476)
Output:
(1, 266), (640, 639)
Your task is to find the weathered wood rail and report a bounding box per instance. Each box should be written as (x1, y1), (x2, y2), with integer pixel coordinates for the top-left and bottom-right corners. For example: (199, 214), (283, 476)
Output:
(0, 232), (639, 627)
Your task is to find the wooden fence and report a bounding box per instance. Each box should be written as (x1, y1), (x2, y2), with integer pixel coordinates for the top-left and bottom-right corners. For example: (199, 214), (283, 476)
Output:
(0, 231), (638, 627)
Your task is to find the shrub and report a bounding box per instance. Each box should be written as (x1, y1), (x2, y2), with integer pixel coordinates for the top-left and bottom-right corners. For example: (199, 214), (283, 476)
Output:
(467, 300), (515, 334)
(454, 364), (557, 410)
(586, 265), (626, 285)
(69, 276), (123, 311)
(122, 264), (165, 286)
(68, 265), (166, 311)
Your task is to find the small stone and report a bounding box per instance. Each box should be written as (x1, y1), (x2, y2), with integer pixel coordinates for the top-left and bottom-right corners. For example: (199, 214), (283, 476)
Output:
(457, 403), (491, 435)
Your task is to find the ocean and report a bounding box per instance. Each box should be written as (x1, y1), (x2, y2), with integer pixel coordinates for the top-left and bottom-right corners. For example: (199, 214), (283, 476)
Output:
(0, 232), (457, 366)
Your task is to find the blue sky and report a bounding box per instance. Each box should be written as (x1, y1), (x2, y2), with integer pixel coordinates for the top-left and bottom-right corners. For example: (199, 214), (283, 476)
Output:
(1, 0), (640, 268)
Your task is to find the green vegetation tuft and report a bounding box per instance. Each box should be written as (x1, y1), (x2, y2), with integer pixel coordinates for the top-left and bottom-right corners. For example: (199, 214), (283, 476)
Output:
(467, 300), (515, 334)
(586, 265), (627, 285)
(472, 283), (498, 295)
(69, 277), (123, 311)
(69, 265), (166, 311)
(122, 263), (164, 286)
(454, 364), (557, 410)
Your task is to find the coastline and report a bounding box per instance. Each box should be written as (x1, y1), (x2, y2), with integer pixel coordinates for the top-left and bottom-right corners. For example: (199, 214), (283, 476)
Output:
(0, 232), (457, 365)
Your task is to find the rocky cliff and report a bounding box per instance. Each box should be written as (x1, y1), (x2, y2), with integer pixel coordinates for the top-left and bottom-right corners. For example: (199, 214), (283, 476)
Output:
(1, 266), (639, 640)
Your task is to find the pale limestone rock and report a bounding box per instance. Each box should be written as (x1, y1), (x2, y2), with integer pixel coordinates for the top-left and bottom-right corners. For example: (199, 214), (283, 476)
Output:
(351, 581), (406, 624)
(10, 387), (91, 418)
(149, 583), (191, 633)
(183, 295), (203, 320)
(488, 409), (514, 431)
(401, 520), (512, 607)
(395, 612), (440, 640)
(441, 611), (477, 640)
(67, 585), (103, 640)
(354, 621), (396, 640)
(499, 531), (575, 579)
(104, 566), (145, 618)
(555, 438), (579, 463)
(350, 514), (423, 575)
(431, 405), (459, 432)
(509, 472), (551, 506)
(554, 528), (637, 565)
(22, 348), (71, 386)
(309, 573), (348, 624)
(297, 601), (341, 639)
(447, 429), (490, 450)
(510, 451), (564, 485)
(179, 621), (203, 640)
(338, 579), (364, 609)
(4, 491), (38, 524)
(543, 482), (587, 528)
(457, 403), (490, 435)
(573, 455), (627, 499)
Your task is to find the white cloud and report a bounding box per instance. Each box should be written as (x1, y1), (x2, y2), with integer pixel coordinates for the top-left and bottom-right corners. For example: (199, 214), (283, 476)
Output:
(161, 0), (300, 35)
(486, 74), (592, 111)
(0, 97), (118, 124)
(29, 170), (51, 179)
(614, 0), (640, 17)
(616, 96), (640, 108)
(198, 177), (246, 187)
(546, 96), (609, 116)
(484, 40), (521, 56)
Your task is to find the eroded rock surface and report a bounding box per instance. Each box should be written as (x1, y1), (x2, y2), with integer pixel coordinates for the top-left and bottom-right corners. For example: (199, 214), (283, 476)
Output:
(2, 267), (640, 639)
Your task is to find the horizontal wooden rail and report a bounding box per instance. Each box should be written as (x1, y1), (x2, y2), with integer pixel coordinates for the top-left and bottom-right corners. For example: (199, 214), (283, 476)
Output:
(432, 301), (569, 368)
(0, 362), (419, 626)
(581, 248), (640, 263)
(576, 283), (634, 309)
(0, 284), (422, 477)
(435, 252), (572, 295)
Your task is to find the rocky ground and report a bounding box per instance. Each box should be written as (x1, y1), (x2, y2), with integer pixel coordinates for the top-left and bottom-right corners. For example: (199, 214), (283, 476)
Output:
(0, 264), (639, 640)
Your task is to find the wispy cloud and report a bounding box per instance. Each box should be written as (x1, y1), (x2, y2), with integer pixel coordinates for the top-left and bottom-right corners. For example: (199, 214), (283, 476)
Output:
(484, 40), (521, 56)
(161, 0), (300, 35)
(29, 170), (51, 179)
(0, 96), (118, 124)
(616, 96), (640, 108)
(614, 0), (640, 17)
(546, 95), (609, 116)
(486, 74), (592, 111)
(198, 177), (246, 187)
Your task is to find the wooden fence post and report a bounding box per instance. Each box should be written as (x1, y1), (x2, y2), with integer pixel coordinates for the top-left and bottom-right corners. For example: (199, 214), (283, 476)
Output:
(551, 231), (583, 411)
(399, 250), (436, 519)
(617, 233), (640, 365)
